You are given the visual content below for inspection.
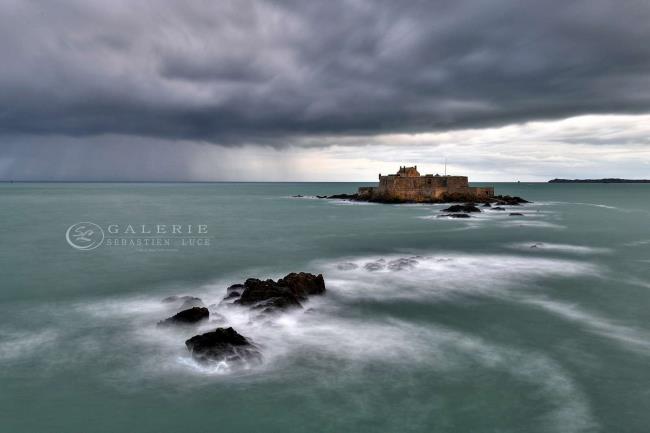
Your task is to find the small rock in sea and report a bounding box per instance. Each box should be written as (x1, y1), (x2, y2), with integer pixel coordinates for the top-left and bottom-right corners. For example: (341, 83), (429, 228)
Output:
(316, 195), (327, 199)
(158, 307), (209, 326)
(530, 243), (544, 249)
(493, 195), (530, 205)
(162, 295), (203, 306)
(387, 257), (419, 271)
(438, 213), (471, 218)
(292, 194), (304, 198)
(327, 193), (358, 200)
(442, 204), (481, 213)
(337, 262), (359, 271)
(185, 327), (262, 365)
(492, 207), (506, 211)
(509, 213), (524, 216)
(364, 259), (386, 271)
(483, 202), (492, 207)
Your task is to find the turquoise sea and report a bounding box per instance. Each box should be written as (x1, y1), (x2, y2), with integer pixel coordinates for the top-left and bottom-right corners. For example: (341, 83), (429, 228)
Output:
(1, 182), (649, 433)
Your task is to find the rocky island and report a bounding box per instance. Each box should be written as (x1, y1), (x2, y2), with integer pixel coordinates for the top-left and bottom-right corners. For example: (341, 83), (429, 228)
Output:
(313, 165), (529, 205)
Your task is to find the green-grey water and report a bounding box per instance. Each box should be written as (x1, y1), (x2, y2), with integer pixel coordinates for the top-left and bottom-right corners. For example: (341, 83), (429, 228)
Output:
(1, 182), (649, 433)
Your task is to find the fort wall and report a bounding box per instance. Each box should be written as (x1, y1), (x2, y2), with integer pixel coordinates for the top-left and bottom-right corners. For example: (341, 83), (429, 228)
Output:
(358, 166), (494, 202)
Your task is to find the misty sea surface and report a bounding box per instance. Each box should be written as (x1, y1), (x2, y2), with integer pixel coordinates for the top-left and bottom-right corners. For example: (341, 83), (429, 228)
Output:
(1, 182), (650, 433)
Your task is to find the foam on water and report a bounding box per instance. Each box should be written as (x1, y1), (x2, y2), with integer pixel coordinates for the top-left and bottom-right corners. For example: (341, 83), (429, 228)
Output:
(319, 253), (596, 301)
(521, 297), (650, 354)
(0, 329), (59, 362)
(507, 242), (611, 255)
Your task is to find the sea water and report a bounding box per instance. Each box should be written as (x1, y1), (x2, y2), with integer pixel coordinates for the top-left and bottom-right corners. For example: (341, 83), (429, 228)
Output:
(1, 182), (649, 432)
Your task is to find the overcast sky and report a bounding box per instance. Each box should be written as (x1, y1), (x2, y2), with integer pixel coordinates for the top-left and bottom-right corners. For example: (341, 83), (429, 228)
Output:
(1, 0), (649, 181)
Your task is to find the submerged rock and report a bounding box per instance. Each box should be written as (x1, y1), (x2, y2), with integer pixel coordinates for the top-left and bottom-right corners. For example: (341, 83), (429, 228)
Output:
(492, 206), (506, 211)
(158, 307), (209, 326)
(364, 259), (386, 271)
(441, 204), (481, 213)
(162, 295), (205, 310)
(509, 212), (524, 216)
(337, 262), (359, 271)
(387, 257), (419, 271)
(438, 213), (471, 218)
(185, 327), (262, 364)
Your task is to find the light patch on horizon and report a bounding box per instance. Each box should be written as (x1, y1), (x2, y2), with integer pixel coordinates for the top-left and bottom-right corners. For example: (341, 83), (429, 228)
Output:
(1, 114), (649, 182)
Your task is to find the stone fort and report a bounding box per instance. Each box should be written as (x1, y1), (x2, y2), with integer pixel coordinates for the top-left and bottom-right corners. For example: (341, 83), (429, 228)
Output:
(357, 166), (494, 202)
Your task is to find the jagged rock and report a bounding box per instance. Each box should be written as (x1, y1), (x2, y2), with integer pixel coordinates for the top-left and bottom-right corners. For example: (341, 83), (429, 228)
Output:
(492, 206), (506, 211)
(441, 204), (481, 213)
(277, 272), (326, 299)
(509, 212), (524, 216)
(158, 307), (209, 326)
(438, 213), (471, 218)
(225, 272), (326, 313)
(185, 327), (262, 364)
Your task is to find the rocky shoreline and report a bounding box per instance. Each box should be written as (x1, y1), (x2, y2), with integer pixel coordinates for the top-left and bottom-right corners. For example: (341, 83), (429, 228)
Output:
(299, 193), (529, 206)
(157, 272), (326, 366)
(292, 193), (531, 218)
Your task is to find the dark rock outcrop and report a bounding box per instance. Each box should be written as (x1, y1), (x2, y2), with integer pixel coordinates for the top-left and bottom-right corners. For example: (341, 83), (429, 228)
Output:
(492, 206), (506, 211)
(493, 195), (529, 205)
(277, 272), (326, 299)
(327, 193), (358, 200)
(158, 307), (209, 326)
(185, 327), (262, 364)
(225, 272), (326, 313)
(441, 204), (481, 213)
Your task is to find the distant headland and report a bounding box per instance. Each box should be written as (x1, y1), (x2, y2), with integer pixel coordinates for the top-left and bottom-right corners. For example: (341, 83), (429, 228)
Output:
(549, 178), (650, 183)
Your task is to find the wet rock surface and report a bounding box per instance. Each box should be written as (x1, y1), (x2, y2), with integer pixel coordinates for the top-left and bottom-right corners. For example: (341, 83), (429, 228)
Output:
(438, 213), (471, 218)
(441, 204), (482, 213)
(158, 307), (209, 326)
(225, 272), (326, 313)
(185, 327), (262, 364)
(493, 195), (529, 205)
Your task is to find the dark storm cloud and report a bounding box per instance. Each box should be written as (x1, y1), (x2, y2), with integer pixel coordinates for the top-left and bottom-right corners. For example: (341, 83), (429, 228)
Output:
(0, 0), (649, 144)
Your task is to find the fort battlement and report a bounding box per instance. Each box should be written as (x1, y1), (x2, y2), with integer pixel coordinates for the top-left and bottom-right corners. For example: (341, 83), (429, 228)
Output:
(357, 166), (494, 203)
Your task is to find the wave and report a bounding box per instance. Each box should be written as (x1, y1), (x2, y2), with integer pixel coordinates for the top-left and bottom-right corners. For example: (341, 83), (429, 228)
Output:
(521, 297), (650, 355)
(320, 253), (595, 301)
(507, 242), (611, 255)
(0, 329), (59, 362)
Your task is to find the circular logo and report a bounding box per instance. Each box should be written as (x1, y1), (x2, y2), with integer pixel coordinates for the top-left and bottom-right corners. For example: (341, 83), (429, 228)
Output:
(66, 222), (105, 251)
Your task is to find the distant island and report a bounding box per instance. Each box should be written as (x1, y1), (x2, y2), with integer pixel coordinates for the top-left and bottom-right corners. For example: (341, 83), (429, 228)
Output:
(549, 178), (650, 183)
(305, 165), (529, 206)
